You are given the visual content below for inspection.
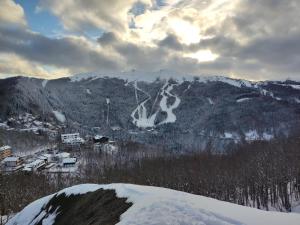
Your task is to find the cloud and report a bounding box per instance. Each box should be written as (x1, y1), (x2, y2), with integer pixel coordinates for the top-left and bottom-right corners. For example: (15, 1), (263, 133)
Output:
(0, 0), (27, 26)
(1, 0), (300, 80)
(0, 53), (69, 79)
(38, 0), (153, 33)
(0, 25), (123, 78)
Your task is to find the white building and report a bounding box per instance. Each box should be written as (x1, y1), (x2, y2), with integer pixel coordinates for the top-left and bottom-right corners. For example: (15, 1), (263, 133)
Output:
(23, 159), (46, 172)
(62, 157), (77, 168)
(53, 152), (71, 163)
(61, 133), (84, 146)
(2, 157), (22, 167)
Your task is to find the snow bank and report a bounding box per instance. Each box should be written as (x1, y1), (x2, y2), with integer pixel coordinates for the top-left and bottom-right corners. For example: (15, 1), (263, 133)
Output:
(7, 184), (300, 225)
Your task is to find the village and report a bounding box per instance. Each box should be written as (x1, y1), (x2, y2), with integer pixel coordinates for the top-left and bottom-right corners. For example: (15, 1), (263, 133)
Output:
(0, 132), (118, 175)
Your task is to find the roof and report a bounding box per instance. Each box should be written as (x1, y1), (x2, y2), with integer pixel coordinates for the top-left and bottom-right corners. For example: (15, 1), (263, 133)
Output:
(0, 145), (11, 151)
(3, 156), (19, 162)
(56, 152), (70, 158)
(26, 159), (45, 168)
(61, 133), (80, 137)
(63, 157), (77, 164)
(94, 135), (103, 139)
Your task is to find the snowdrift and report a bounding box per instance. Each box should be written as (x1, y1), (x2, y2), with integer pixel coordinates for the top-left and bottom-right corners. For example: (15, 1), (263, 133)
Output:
(7, 183), (300, 225)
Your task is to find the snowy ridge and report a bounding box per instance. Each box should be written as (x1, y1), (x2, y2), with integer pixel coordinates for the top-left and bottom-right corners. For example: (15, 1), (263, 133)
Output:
(7, 183), (300, 225)
(69, 70), (256, 88)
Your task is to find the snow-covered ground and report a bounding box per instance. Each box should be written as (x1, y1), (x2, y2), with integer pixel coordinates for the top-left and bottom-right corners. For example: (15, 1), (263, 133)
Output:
(131, 81), (157, 128)
(245, 130), (274, 141)
(69, 70), (256, 89)
(158, 81), (181, 125)
(131, 80), (181, 128)
(42, 80), (48, 88)
(7, 183), (300, 225)
(52, 111), (66, 123)
(236, 98), (251, 103)
(0, 113), (59, 137)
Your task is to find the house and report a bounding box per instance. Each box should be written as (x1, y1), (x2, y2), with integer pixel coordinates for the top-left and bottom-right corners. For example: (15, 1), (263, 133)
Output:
(53, 152), (71, 163)
(93, 135), (112, 152)
(3, 157), (22, 167)
(0, 145), (12, 161)
(38, 154), (52, 163)
(61, 133), (84, 146)
(62, 157), (77, 168)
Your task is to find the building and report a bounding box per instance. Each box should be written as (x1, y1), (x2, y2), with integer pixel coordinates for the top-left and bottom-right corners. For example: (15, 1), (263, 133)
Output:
(23, 159), (46, 172)
(54, 152), (71, 163)
(2, 157), (22, 167)
(38, 154), (53, 163)
(62, 157), (77, 168)
(93, 135), (109, 144)
(0, 145), (12, 161)
(94, 141), (118, 154)
(61, 133), (84, 146)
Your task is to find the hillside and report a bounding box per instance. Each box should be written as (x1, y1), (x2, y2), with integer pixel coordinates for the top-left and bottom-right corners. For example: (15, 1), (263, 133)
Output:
(1, 71), (300, 150)
(7, 183), (300, 225)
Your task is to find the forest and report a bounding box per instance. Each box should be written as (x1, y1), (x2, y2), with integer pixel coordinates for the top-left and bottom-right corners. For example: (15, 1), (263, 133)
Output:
(1, 133), (300, 224)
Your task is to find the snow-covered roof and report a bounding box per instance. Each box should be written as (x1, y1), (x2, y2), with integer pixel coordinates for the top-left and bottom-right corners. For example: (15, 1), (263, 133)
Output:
(25, 159), (44, 168)
(7, 183), (300, 225)
(0, 145), (11, 151)
(41, 154), (52, 158)
(61, 133), (80, 137)
(3, 156), (19, 162)
(94, 135), (104, 139)
(62, 157), (76, 164)
(55, 152), (70, 158)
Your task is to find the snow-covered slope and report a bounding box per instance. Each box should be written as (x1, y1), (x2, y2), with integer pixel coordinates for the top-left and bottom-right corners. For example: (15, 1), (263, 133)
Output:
(70, 69), (255, 88)
(8, 184), (300, 225)
(1, 73), (300, 150)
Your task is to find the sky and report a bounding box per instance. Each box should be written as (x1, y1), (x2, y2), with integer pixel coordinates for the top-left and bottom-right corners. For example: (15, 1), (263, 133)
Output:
(0, 0), (300, 81)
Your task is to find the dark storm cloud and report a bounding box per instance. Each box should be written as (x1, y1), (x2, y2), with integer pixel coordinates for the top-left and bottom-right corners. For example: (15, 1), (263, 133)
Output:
(158, 34), (184, 51)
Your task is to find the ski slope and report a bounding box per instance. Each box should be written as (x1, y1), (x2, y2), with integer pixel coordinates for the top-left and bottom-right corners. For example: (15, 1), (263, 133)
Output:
(131, 80), (181, 128)
(7, 183), (300, 225)
(158, 81), (181, 125)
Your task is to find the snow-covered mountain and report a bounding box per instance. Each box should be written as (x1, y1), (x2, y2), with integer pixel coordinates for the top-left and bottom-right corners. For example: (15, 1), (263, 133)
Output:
(1, 71), (300, 150)
(7, 183), (300, 225)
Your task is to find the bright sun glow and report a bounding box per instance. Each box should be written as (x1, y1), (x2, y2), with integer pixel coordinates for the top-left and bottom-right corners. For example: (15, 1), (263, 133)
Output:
(184, 50), (219, 62)
(169, 18), (201, 44)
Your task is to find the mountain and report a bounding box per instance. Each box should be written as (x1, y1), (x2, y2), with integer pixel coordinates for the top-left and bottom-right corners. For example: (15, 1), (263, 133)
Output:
(7, 183), (300, 225)
(1, 70), (300, 150)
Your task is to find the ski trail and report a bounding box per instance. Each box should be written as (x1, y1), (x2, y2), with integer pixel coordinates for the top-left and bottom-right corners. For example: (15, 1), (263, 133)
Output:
(131, 80), (181, 128)
(131, 81), (158, 128)
(158, 80), (181, 125)
(183, 84), (191, 93)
